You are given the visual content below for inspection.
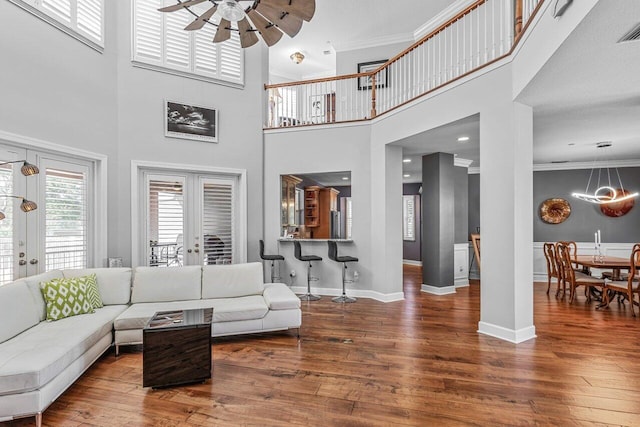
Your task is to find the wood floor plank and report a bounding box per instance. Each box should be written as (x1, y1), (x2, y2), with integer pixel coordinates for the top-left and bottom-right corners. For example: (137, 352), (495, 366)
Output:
(4, 265), (640, 426)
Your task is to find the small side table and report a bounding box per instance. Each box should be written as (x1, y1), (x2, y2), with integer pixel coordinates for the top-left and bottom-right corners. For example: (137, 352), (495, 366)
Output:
(143, 308), (213, 388)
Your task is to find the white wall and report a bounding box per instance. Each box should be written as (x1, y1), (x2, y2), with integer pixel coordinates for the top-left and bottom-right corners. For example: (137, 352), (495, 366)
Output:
(263, 124), (387, 297)
(0, 1), (267, 267)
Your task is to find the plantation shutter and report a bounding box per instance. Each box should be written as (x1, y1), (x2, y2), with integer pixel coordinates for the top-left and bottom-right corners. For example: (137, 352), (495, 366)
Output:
(202, 179), (234, 265)
(194, 24), (218, 76)
(132, 0), (244, 84)
(77, 0), (102, 42)
(133, 0), (163, 62)
(164, 6), (191, 69)
(219, 33), (243, 83)
(42, 0), (72, 23)
(45, 168), (88, 270)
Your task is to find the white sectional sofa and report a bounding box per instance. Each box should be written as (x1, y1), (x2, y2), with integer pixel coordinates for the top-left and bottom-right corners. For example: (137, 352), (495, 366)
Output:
(0, 262), (301, 426)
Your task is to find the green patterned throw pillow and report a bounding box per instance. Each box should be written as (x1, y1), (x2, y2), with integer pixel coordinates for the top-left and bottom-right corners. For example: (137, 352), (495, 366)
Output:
(77, 274), (103, 308)
(40, 278), (95, 321)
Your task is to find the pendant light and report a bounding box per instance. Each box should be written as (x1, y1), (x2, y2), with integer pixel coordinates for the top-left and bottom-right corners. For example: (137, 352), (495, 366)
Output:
(571, 142), (639, 204)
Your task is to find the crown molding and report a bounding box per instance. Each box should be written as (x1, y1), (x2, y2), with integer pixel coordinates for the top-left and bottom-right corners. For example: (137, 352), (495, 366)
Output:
(454, 157), (473, 168)
(467, 159), (640, 175)
(333, 32), (414, 53)
(534, 159), (640, 171)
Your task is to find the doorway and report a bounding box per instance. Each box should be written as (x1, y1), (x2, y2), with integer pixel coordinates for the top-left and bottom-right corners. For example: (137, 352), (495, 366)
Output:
(134, 164), (246, 267)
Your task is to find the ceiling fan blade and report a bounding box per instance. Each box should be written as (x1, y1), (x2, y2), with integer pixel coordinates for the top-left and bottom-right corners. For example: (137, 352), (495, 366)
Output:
(255, 3), (303, 38)
(237, 17), (259, 48)
(184, 5), (217, 31)
(247, 9), (283, 47)
(213, 18), (231, 43)
(158, 0), (207, 13)
(261, 0), (315, 22)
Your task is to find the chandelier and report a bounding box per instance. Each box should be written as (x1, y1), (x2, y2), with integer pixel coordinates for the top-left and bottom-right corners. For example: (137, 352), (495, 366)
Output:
(571, 142), (639, 204)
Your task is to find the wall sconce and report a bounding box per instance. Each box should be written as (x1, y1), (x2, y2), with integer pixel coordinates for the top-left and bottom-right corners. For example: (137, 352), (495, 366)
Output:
(0, 160), (40, 176)
(0, 160), (40, 220)
(290, 51), (305, 64)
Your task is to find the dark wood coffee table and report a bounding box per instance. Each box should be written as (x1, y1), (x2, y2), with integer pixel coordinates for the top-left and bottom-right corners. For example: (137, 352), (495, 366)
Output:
(143, 308), (213, 388)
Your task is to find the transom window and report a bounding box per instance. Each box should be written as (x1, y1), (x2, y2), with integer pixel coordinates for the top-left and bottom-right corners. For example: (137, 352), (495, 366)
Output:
(9, 0), (104, 49)
(132, 0), (244, 86)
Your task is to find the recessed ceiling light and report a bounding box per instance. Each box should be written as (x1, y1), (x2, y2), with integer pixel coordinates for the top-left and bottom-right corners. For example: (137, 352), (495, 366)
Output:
(457, 136), (470, 142)
(403, 174), (410, 178)
(403, 158), (411, 163)
(342, 176), (349, 180)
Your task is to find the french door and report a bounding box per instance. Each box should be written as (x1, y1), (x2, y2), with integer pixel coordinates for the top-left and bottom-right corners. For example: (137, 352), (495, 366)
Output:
(0, 145), (93, 284)
(141, 169), (241, 267)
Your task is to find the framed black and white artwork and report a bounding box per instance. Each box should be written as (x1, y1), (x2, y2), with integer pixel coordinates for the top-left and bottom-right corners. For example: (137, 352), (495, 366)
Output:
(165, 101), (218, 143)
(357, 60), (389, 90)
(309, 94), (325, 120)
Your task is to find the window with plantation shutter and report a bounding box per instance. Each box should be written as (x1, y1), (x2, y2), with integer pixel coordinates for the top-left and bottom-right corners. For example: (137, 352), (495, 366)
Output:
(202, 179), (234, 265)
(132, 0), (244, 86)
(45, 168), (89, 270)
(10, 0), (104, 47)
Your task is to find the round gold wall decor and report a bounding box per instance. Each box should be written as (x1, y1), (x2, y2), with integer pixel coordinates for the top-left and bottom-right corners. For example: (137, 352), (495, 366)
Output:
(600, 188), (635, 217)
(540, 198), (571, 224)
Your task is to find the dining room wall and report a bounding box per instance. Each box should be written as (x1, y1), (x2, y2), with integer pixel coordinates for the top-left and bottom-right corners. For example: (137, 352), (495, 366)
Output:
(468, 166), (640, 243)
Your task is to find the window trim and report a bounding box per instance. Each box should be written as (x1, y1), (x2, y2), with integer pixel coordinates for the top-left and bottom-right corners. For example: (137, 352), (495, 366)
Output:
(8, 0), (105, 53)
(130, 0), (245, 88)
(131, 160), (247, 268)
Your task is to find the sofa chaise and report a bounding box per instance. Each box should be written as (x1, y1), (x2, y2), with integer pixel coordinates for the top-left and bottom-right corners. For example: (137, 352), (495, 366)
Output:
(0, 262), (301, 426)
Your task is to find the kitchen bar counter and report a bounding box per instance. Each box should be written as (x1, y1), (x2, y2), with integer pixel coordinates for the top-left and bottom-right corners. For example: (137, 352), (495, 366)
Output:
(278, 238), (353, 243)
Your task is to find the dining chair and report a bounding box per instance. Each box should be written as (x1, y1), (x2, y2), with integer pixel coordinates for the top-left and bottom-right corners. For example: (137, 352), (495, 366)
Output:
(543, 243), (560, 296)
(557, 242), (606, 304)
(601, 243), (640, 282)
(602, 245), (640, 316)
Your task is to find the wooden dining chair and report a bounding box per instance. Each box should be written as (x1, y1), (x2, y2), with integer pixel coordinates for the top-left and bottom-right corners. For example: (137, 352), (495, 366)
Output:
(602, 243), (640, 282)
(557, 242), (606, 304)
(602, 245), (640, 316)
(543, 243), (560, 295)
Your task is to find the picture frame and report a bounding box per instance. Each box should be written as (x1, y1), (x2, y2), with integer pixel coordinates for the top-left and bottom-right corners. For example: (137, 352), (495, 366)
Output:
(309, 94), (325, 120)
(108, 257), (123, 268)
(165, 100), (218, 143)
(357, 59), (389, 90)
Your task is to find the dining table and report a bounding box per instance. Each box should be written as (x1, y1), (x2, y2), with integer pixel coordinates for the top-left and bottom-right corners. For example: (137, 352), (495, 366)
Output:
(574, 254), (633, 281)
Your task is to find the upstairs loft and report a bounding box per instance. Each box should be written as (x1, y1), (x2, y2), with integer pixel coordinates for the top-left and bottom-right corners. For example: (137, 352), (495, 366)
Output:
(265, 0), (544, 129)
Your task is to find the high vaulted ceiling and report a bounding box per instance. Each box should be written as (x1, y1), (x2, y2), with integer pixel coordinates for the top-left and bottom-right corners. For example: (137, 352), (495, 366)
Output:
(268, 0), (455, 81)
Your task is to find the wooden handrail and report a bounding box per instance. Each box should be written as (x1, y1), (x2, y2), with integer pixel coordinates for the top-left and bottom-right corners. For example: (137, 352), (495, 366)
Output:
(265, 0), (545, 127)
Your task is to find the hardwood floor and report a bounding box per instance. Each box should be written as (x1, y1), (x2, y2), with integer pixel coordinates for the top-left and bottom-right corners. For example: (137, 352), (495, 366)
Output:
(6, 265), (640, 426)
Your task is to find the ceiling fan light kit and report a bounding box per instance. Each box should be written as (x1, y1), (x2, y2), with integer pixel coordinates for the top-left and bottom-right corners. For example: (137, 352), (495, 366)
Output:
(159, 0), (316, 48)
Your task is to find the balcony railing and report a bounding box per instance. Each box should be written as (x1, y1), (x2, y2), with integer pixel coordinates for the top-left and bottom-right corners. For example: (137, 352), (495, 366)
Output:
(265, 0), (544, 129)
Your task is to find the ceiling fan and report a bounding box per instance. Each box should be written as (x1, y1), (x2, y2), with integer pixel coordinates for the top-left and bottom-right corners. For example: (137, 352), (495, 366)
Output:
(158, 0), (316, 48)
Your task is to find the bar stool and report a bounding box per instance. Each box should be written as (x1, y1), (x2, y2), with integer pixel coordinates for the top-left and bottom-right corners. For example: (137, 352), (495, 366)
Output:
(259, 240), (284, 283)
(293, 241), (322, 301)
(327, 240), (358, 303)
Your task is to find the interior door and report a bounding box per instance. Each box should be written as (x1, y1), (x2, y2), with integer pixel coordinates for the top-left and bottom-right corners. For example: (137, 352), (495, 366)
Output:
(142, 171), (238, 267)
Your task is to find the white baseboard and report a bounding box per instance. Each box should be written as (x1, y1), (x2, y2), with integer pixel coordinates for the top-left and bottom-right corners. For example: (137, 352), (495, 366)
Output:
(477, 321), (536, 343)
(421, 284), (456, 295)
(403, 259), (422, 266)
(454, 278), (469, 288)
(290, 286), (405, 302)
